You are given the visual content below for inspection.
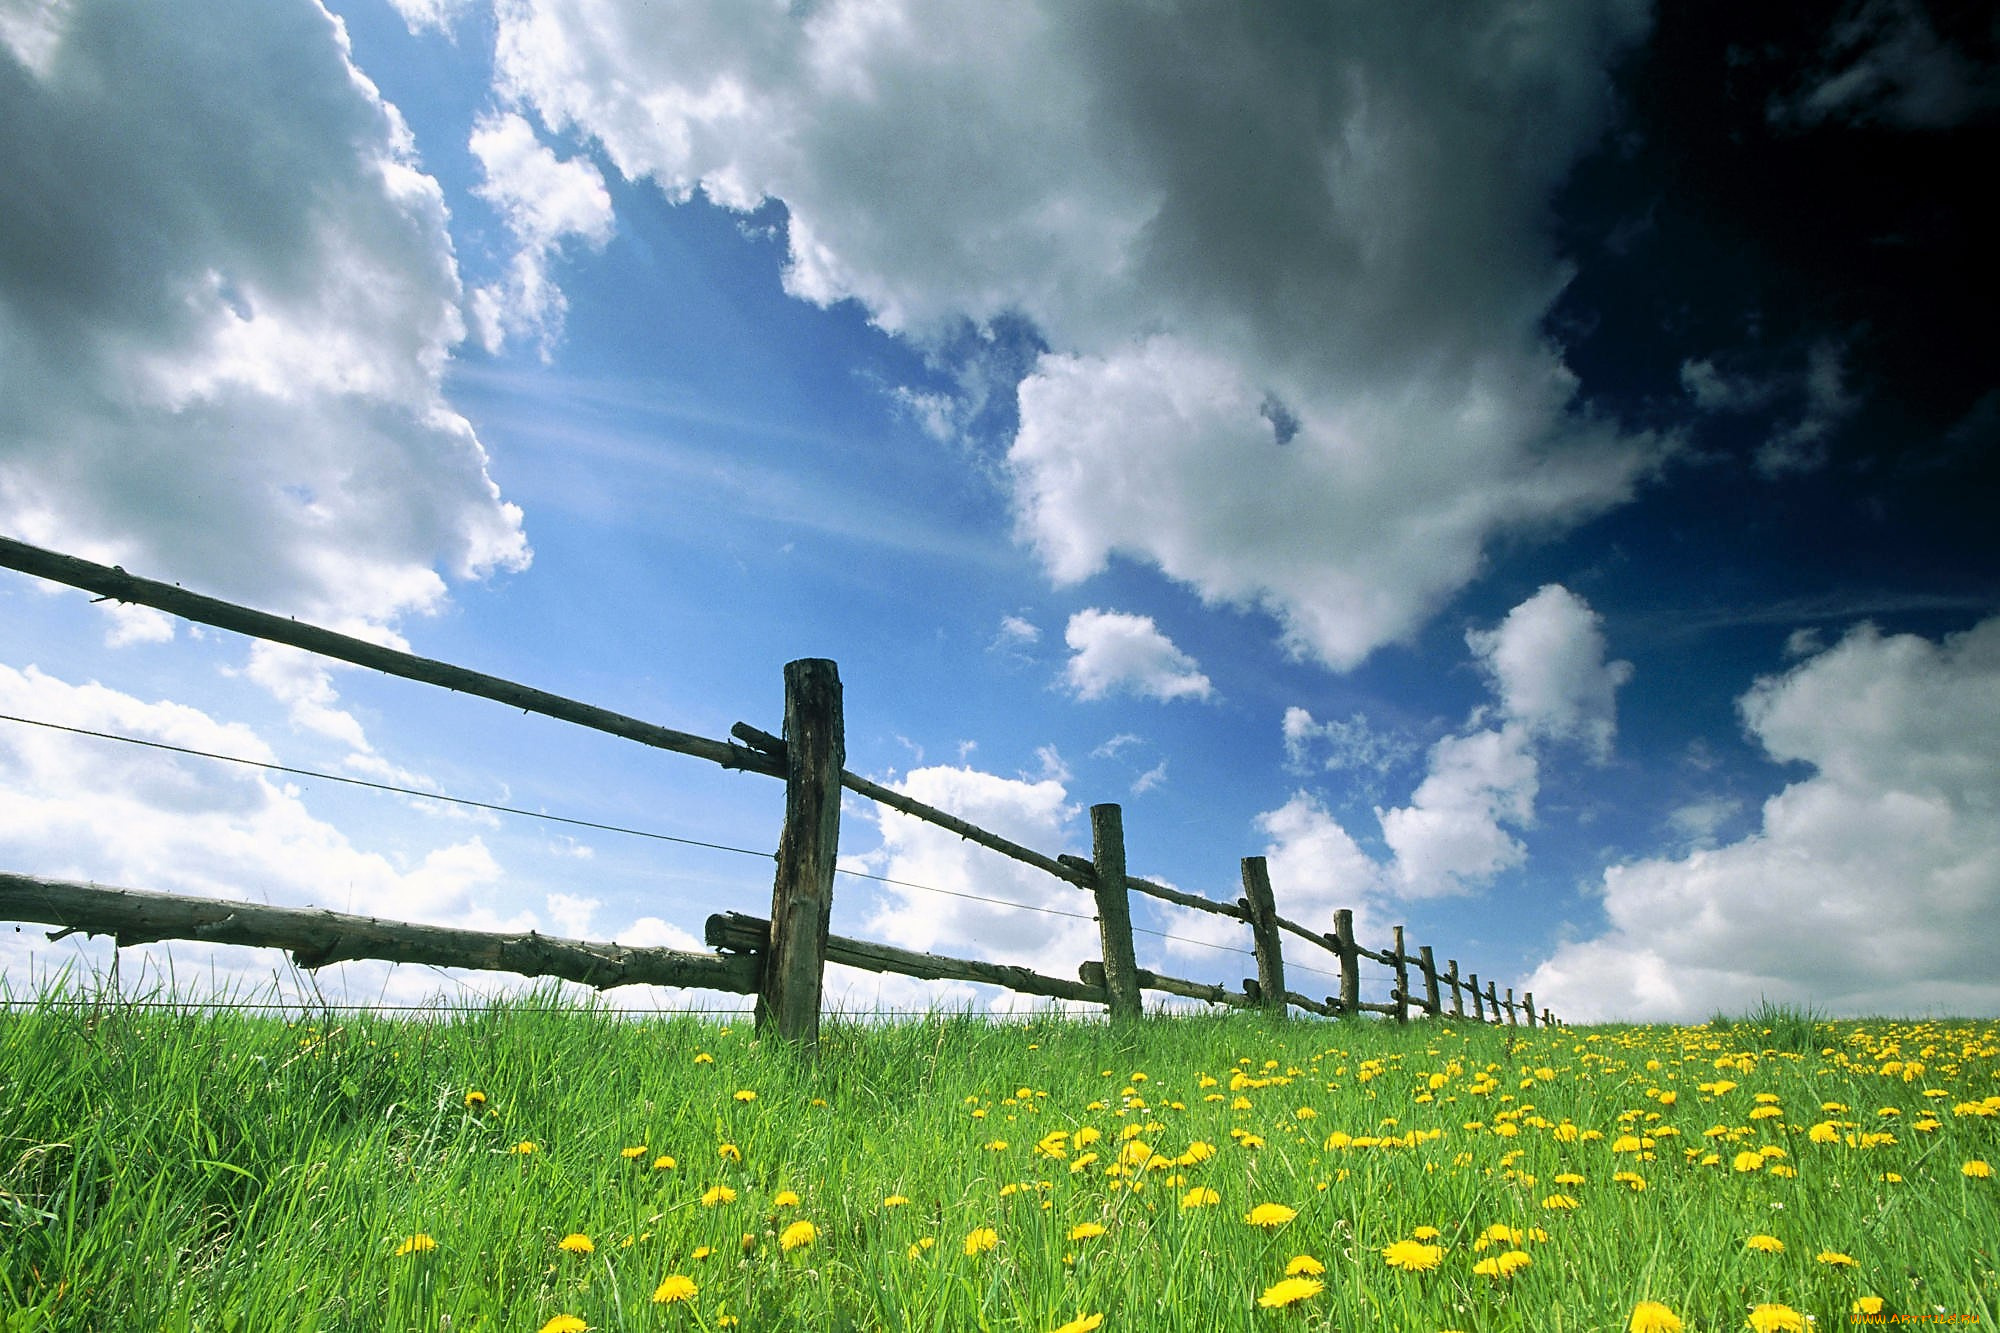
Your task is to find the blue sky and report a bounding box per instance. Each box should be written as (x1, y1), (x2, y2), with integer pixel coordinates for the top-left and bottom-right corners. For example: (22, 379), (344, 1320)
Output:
(2, 0), (1996, 1021)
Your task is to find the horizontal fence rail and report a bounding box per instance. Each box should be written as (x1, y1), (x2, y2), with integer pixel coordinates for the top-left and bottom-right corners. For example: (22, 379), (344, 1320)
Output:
(0, 534), (1557, 1045)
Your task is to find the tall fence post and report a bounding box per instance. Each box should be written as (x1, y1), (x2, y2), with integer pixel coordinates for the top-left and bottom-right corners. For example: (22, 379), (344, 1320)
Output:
(1468, 972), (1484, 1021)
(1089, 804), (1142, 1022)
(757, 658), (842, 1050)
(1418, 945), (1440, 1019)
(1446, 959), (1464, 1018)
(1486, 980), (1501, 1023)
(1332, 909), (1360, 1017)
(1237, 857), (1286, 1017)
(1523, 990), (1538, 1029)
(1391, 926), (1410, 1024)
(1504, 986), (1519, 1028)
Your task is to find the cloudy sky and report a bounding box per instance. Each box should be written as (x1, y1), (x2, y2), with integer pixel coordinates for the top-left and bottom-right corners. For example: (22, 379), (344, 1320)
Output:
(2, 0), (1995, 1022)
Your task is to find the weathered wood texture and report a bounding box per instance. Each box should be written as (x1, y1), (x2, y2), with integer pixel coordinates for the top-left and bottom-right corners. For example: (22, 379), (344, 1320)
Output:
(1332, 909), (1361, 1016)
(1237, 856), (1285, 1017)
(1089, 805), (1142, 1022)
(711, 914), (1105, 1004)
(758, 660), (842, 1048)
(0, 536), (779, 778)
(1391, 926), (1411, 1024)
(0, 872), (761, 993)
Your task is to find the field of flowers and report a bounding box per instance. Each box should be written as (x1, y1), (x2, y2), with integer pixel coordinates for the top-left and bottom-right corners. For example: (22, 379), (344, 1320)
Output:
(1, 989), (1995, 1331)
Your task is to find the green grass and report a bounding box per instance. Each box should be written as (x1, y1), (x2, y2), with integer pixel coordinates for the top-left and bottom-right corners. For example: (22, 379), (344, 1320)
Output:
(1, 979), (1996, 1332)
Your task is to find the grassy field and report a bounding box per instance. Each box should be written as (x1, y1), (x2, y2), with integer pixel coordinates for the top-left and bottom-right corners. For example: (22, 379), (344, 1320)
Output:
(0, 985), (1995, 1332)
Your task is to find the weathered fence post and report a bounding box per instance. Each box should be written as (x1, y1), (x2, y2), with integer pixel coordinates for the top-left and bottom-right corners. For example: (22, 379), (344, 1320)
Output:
(1504, 986), (1518, 1028)
(1468, 971), (1484, 1021)
(1391, 926), (1410, 1024)
(1446, 959), (1464, 1019)
(757, 658), (842, 1050)
(1485, 980), (1501, 1024)
(1332, 909), (1360, 1017)
(1089, 804), (1143, 1022)
(1522, 990), (1538, 1029)
(1238, 856), (1287, 1018)
(1418, 945), (1440, 1019)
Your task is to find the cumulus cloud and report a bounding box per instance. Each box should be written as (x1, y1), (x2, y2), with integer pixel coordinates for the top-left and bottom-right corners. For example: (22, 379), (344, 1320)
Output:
(1466, 583), (1633, 759)
(1529, 616), (2000, 1021)
(486, 0), (1660, 670)
(1772, 0), (2000, 130)
(0, 0), (528, 645)
(466, 109), (615, 358)
(1063, 609), (1213, 703)
(1682, 342), (1858, 479)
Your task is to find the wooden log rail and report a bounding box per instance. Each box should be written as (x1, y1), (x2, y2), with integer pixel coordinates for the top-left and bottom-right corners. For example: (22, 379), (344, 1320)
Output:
(0, 535), (781, 778)
(708, 912), (1107, 1005)
(0, 872), (761, 994)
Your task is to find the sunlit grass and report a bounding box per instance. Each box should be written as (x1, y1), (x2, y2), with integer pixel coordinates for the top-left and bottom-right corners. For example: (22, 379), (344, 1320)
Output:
(1, 980), (1995, 1330)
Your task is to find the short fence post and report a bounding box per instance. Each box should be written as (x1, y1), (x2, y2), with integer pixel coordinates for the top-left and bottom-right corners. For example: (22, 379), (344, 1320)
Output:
(1486, 981), (1501, 1024)
(1238, 856), (1286, 1018)
(1391, 926), (1410, 1024)
(1332, 909), (1360, 1017)
(1523, 990), (1538, 1029)
(1418, 945), (1440, 1019)
(1468, 972), (1484, 1021)
(1089, 804), (1143, 1022)
(758, 658), (843, 1051)
(1446, 959), (1464, 1019)
(1504, 986), (1518, 1028)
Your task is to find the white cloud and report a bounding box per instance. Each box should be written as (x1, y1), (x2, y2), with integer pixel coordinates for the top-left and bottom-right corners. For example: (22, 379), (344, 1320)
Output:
(467, 110), (615, 358)
(1130, 759), (1168, 796)
(1063, 609), (1213, 703)
(0, 0), (528, 641)
(1529, 617), (2000, 1021)
(1467, 583), (1633, 760)
(1681, 342), (1859, 479)
(487, 0), (1660, 670)
(996, 615), (1040, 646)
(1773, 0), (2000, 130)
(1282, 706), (1417, 786)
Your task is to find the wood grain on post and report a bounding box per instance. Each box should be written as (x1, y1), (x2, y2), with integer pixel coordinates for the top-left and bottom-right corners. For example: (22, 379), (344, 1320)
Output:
(1523, 990), (1537, 1029)
(1332, 909), (1360, 1017)
(1391, 926), (1410, 1024)
(1468, 972), (1484, 1021)
(1238, 856), (1286, 1018)
(1089, 804), (1142, 1022)
(1486, 980), (1502, 1024)
(1446, 959), (1464, 1018)
(758, 659), (842, 1050)
(1418, 945), (1440, 1019)
(1504, 986), (1518, 1028)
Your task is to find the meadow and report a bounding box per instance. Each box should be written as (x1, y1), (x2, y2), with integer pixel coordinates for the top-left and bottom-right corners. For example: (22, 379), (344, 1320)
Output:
(0, 986), (1994, 1332)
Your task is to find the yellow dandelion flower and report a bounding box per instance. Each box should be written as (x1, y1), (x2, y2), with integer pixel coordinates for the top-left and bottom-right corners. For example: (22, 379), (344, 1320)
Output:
(733, 1089), (756, 1103)
(1256, 1277), (1323, 1309)
(1628, 1300), (1683, 1333)
(1850, 1296), (1885, 1316)
(908, 1236), (935, 1259)
(692, 1246), (714, 1261)
(463, 1090), (486, 1109)
(1069, 1221), (1107, 1240)
(652, 1155), (676, 1171)
(394, 1233), (437, 1257)
(701, 1185), (737, 1207)
(1816, 1250), (1857, 1267)
(1180, 1187), (1221, 1210)
(509, 1141), (537, 1155)
(1472, 1250), (1531, 1279)
(718, 1143), (742, 1163)
(984, 1139), (1010, 1152)
(652, 1275), (697, 1306)
(1612, 1171), (1648, 1191)
(1381, 1239), (1444, 1272)
(1410, 1225), (1441, 1241)
(693, 1052), (713, 1064)
(1286, 1255), (1325, 1276)
(558, 1233), (594, 1254)
(621, 1145), (648, 1159)
(1244, 1202), (1297, 1229)
(779, 1220), (817, 1252)
(1050, 1314), (1104, 1333)
(1744, 1234), (1785, 1254)
(539, 1318), (588, 1333)
(1179, 1139), (1217, 1165)
(1541, 1194), (1580, 1210)
(1807, 1122), (1840, 1144)
(1964, 1160), (1993, 1178)
(1733, 1150), (1766, 1173)
(883, 1194), (910, 1207)
(1747, 1303), (1806, 1333)
(964, 1227), (999, 1257)
(773, 1189), (801, 1208)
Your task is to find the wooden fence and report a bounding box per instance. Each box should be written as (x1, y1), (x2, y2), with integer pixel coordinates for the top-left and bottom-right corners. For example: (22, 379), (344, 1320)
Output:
(0, 535), (1556, 1047)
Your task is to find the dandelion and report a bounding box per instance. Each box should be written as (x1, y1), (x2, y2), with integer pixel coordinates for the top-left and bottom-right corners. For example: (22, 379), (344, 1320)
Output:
(1472, 1250), (1531, 1279)
(964, 1227), (999, 1257)
(1381, 1240), (1444, 1272)
(621, 1145), (648, 1159)
(1051, 1315), (1104, 1333)
(1541, 1194), (1580, 1210)
(1410, 1225), (1441, 1240)
(1628, 1300), (1683, 1333)
(693, 1052), (714, 1064)
(558, 1233), (594, 1255)
(692, 1246), (714, 1261)
(733, 1089), (756, 1103)
(539, 1318), (588, 1333)
(652, 1155), (676, 1171)
(1850, 1296), (1885, 1315)
(652, 1275), (698, 1306)
(463, 1090), (486, 1109)
(780, 1220), (817, 1252)
(1816, 1249), (1857, 1267)
(701, 1185), (737, 1207)
(1964, 1160), (1993, 1178)
(908, 1237), (936, 1259)
(1747, 1304), (1806, 1333)
(1244, 1202), (1297, 1229)
(1069, 1222), (1107, 1241)
(510, 1141), (538, 1155)
(883, 1194), (910, 1207)
(1744, 1234), (1785, 1254)
(1180, 1187), (1221, 1210)
(773, 1189), (801, 1208)
(1256, 1277), (1323, 1309)
(718, 1143), (742, 1163)
(1733, 1150), (1766, 1173)
(985, 1139), (1011, 1152)
(394, 1234), (437, 1257)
